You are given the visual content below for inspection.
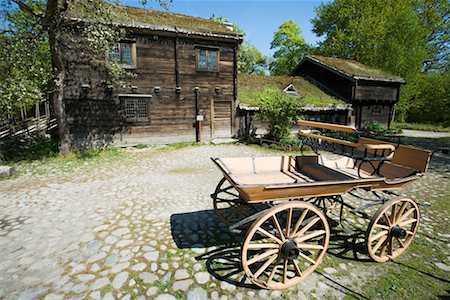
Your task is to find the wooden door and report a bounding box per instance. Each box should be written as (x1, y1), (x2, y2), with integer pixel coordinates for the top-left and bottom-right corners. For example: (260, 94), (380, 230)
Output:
(211, 100), (232, 138)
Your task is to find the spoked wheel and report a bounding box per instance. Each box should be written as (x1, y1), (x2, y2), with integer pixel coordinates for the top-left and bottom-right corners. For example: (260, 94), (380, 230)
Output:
(242, 202), (330, 289)
(212, 177), (255, 225)
(366, 196), (420, 262)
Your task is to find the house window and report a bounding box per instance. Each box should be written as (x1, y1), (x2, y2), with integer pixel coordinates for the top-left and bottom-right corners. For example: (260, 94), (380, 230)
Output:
(111, 41), (136, 68)
(123, 97), (149, 122)
(371, 105), (382, 116)
(197, 48), (219, 71)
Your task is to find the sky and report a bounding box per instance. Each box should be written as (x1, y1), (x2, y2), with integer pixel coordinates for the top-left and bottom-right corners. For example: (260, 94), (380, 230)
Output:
(121, 0), (329, 57)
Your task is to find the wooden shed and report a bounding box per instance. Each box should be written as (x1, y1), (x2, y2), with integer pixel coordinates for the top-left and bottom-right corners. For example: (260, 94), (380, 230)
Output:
(237, 74), (352, 138)
(62, 5), (242, 148)
(292, 56), (405, 128)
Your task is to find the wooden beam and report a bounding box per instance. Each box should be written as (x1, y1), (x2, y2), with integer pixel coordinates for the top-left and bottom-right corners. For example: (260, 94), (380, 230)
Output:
(297, 120), (357, 133)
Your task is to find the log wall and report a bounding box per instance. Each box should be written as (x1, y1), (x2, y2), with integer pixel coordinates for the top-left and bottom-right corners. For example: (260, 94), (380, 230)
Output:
(62, 30), (238, 148)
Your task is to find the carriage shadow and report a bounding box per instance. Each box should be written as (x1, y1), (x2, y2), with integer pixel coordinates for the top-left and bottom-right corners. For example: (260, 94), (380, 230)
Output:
(170, 209), (372, 289)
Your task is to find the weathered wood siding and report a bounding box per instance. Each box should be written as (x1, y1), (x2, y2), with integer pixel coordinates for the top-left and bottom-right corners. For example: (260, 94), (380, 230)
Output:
(62, 30), (238, 148)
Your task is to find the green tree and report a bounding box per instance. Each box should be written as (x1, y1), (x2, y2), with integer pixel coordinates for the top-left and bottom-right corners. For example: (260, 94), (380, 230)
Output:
(312, 0), (428, 79)
(257, 88), (303, 142)
(238, 41), (267, 75)
(269, 20), (310, 75)
(0, 0), (51, 121)
(210, 15), (267, 74)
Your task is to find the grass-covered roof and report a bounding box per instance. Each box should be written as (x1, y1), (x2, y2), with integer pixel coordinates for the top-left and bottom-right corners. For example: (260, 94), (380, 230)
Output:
(238, 74), (345, 108)
(112, 5), (234, 34)
(307, 55), (405, 82)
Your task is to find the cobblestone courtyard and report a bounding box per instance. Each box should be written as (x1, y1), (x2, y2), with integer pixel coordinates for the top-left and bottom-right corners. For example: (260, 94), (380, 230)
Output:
(1, 141), (449, 299)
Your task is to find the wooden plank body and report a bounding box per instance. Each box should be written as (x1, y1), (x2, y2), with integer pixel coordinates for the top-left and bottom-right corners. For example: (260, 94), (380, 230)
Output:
(212, 154), (425, 203)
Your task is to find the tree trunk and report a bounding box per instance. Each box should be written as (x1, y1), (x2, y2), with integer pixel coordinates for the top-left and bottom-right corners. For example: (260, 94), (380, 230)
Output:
(45, 0), (70, 154)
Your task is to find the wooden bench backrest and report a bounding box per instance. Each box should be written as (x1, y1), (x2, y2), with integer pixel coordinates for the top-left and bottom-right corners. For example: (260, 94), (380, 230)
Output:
(359, 137), (431, 172)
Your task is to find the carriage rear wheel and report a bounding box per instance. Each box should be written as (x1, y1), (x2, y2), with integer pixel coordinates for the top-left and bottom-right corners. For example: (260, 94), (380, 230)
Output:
(242, 202), (330, 289)
(212, 177), (255, 225)
(366, 196), (420, 262)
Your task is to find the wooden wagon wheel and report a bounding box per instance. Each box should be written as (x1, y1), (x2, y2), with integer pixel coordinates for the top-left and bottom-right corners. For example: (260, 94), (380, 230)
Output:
(212, 177), (255, 225)
(242, 202), (330, 289)
(366, 196), (420, 262)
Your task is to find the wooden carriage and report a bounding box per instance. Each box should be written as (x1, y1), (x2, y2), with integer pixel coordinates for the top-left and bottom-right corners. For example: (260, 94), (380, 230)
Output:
(210, 120), (431, 289)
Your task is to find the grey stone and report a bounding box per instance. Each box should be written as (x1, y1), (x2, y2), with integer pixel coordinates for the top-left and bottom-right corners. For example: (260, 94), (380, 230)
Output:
(143, 251), (159, 262)
(121, 294), (131, 300)
(117, 239), (133, 248)
(89, 291), (101, 300)
(174, 269), (189, 280)
(77, 274), (96, 282)
(220, 281), (236, 292)
(111, 262), (129, 274)
(131, 263), (146, 272)
(87, 252), (107, 264)
(194, 272), (210, 284)
(434, 262), (450, 272)
(155, 295), (177, 300)
(18, 288), (47, 300)
(112, 228), (130, 236)
(146, 287), (158, 296)
(105, 255), (118, 266)
(173, 279), (194, 291)
(0, 166), (14, 177)
(44, 294), (64, 300)
(139, 272), (158, 284)
(104, 292), (115, 300)
(187, 287), (207, 300)
(324, 267), (338, 274)
(112, 272), (129, 289)
(91, 277), (110, 290)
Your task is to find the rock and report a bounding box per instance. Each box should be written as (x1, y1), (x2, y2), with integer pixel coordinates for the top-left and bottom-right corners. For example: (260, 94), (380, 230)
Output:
(173, 279), (194, 291)
(174, 269), (189, 280)
(89, 291), (101, 300)
(77, 274), (95, 282)
(139, 272), (158, 284)
(0, 166), (14, 177)
(111, 262), (130, 274)
(44, 294), (64, 300)
(434, 262), (450, 272)
(105, 256), (118, 266)
(324, 267), (338, 274)
(220, 281), (236, 292)
(121, 294), (131, 300)
(87, 252), (107, 264)
(117, 240), (133, 248)
(211, 291), (219, 300)
(90, 277), (110, 290)
(112, 272), (129, 289)
(112, 228), (131, 236)
(194, 272), (210, 284)
(131, 263), (147, 272)
(104, 292), (115, 300)
(155, 295), (176, 300)
(187, 287), (207, 300)
(144, 251), (159, 262)
(161, 262), (169, 270)
(146, 287), (158, 296)
(270, 290), (282, 298)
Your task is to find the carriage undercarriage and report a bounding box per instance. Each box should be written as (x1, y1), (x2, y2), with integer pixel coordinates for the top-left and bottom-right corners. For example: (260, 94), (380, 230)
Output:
(209, 121), (430, 290)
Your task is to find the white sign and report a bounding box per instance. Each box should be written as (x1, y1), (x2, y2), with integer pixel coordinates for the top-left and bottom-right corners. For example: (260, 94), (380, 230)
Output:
(196, 115), (205, 121)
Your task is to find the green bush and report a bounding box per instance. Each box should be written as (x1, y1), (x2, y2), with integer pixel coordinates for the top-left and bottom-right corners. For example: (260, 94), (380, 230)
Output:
(257, 88), (303, 142)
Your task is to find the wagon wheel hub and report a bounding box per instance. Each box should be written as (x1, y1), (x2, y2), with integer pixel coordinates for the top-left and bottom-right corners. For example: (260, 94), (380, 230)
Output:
(390, 225), (407, 239)
(280, 240), (300, 260)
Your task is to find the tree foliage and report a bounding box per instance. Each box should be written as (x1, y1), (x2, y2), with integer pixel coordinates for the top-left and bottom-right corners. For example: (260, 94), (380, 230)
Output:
(257, 88), (303, 142)
(269, 20), (310, 75)
(238, 41), (267, 75)
(312, 0), (428, 79)
(0, 0), (51, 121)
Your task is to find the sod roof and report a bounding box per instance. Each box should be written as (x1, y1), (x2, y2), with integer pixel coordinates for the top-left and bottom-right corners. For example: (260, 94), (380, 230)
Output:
(238, 74), (346, 109)
(301, 55), (405, 83)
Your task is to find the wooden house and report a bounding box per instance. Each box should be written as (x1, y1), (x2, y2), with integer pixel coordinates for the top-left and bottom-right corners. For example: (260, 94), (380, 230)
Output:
(292, 56), (405, 128)
(237, 74), (352, 138)
(62, 5), (242, 148)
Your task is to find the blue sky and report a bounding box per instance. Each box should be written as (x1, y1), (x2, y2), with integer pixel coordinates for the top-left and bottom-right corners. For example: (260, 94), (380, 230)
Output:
(121, 0), (329, 57)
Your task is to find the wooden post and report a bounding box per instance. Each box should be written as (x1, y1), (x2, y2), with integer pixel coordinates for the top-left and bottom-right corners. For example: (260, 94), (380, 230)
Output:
(210, 98), (214, 139)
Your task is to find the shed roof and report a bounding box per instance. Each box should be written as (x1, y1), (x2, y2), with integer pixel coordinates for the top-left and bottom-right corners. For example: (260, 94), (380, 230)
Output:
(238, 74), (347, 110)
(293, 55), (405, 83)
(68, 4), (242, 40)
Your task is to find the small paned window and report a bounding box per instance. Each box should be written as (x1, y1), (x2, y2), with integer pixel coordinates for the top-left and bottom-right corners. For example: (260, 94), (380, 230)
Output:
(371, 105), (382, 116)
(197, 48), (219, 71)
(124, 97), (148, 122)
(111, 42), (136, 68)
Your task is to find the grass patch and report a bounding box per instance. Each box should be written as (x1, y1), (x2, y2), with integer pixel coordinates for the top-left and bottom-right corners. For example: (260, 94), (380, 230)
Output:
(392, 122), (450, 133)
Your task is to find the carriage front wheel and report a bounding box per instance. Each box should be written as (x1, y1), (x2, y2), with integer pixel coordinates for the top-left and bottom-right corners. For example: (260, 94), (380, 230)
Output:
(242, 202), (330, 289)
(366, 196), (420, 262)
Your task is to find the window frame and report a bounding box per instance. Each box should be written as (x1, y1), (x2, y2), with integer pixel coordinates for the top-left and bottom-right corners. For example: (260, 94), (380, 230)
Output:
(196, 47), (220, 72)
(121, 95), (150, 122)
(112, 40), (137, 69)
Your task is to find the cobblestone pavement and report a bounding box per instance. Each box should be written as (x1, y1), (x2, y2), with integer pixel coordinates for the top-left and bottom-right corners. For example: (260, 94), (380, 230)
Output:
(0, 143), (449, 299)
